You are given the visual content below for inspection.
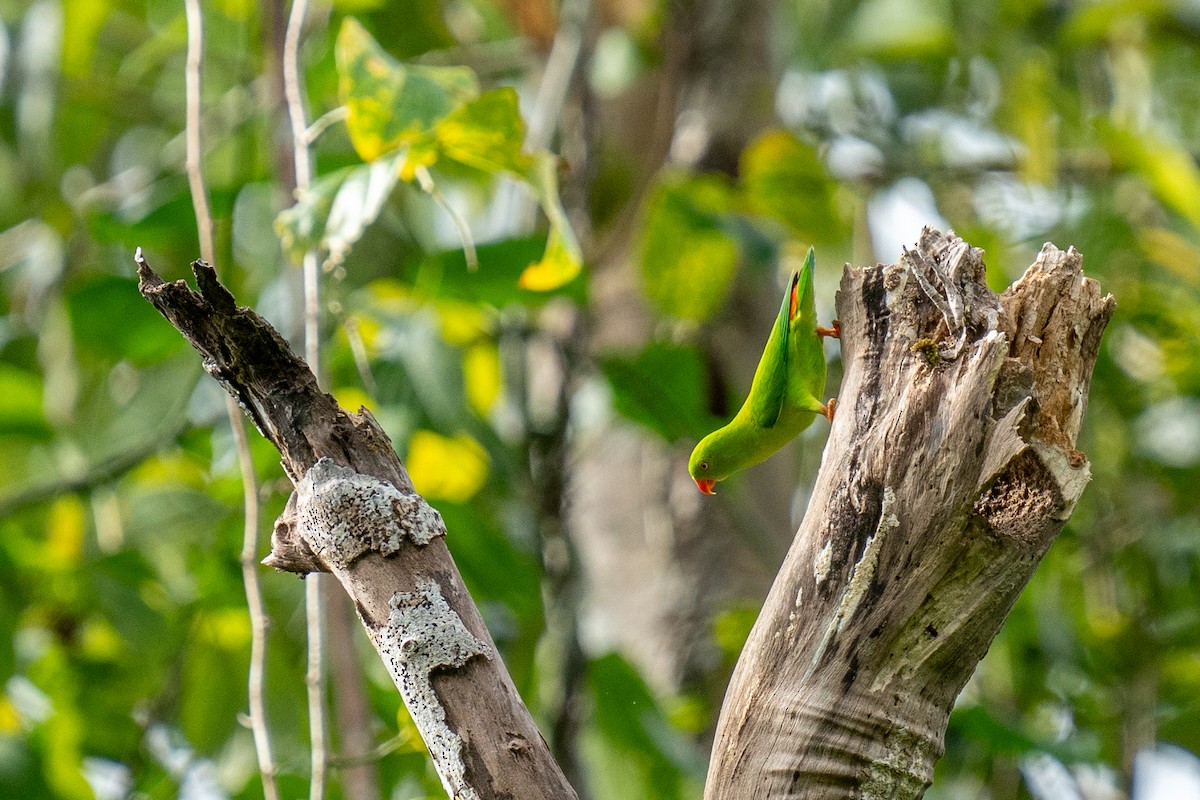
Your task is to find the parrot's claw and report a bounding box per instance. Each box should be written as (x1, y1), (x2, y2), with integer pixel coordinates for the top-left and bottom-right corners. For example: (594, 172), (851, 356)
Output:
(816, 320), (841, 339)
(823, 397), (837, 422)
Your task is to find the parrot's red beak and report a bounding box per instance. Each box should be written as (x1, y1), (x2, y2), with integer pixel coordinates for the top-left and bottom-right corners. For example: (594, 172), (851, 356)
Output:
(694, 478), (717, 495)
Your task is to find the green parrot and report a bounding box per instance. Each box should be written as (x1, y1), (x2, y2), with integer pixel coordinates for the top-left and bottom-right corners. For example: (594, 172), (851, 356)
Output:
(688, 247), (839, 495)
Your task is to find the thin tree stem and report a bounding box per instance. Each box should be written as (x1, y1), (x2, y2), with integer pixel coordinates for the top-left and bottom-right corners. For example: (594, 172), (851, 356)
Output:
(284, 2), (329, 797)
(305, 578), (327, 800)
(284, 0), (320, 368)
(182, 3), (279, 799)
(414, 165), (477, 271)
(183, 0), (214, 267)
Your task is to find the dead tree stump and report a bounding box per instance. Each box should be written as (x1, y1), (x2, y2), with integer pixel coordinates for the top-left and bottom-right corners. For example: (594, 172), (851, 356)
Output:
(704, 228), (1114, 799)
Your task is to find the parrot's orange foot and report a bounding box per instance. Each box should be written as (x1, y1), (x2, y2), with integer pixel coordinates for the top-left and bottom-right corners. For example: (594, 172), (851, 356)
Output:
(817, 320), (841, 339)
(823, 397), (837, 422)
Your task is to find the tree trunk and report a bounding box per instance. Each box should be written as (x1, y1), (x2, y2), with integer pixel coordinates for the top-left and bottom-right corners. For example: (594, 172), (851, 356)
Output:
(704, 228), (1113, 798)
(136, 253), (577, 800)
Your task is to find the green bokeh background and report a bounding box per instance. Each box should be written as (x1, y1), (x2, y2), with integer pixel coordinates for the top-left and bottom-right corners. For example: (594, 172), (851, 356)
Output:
(0, 1), (1198, 798)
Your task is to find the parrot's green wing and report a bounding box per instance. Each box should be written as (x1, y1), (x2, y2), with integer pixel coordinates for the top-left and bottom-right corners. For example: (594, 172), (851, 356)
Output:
(747, 270), (798, 430)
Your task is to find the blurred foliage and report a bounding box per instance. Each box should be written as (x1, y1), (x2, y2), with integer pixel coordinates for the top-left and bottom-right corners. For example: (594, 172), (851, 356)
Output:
(277, 18), (581, 289)
(0, 0), (1198, 799)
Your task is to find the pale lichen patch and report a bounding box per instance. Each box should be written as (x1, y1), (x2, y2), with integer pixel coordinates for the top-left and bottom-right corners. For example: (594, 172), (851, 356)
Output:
(807, 488), (898, 678)
(835, 487), (896, 635)
(372, 579), (491, 800)
(814, 540), (833, 585)
(295, 458), (446, 568)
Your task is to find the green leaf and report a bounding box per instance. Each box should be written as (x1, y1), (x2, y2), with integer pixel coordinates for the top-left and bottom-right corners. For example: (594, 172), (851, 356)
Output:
(436, 87), (533, 175)
(66, 275), (185, 367)
(411, 235), (586, 307)
(600, 342), (718, 443)
(639, 171), (739, 322)
(276, 166), (348, 264)
(181, 610), (249, 753)
(1101, 122), (1200, 232)
(0, 738), (54, 798)
(946, 704), (1043, 756)
(739, 129), (843, 243)
(588, 653), (704, 798)
(336, 18), (479, 162)
(0, 365), (52, 439)
(275, 154), (404, 269)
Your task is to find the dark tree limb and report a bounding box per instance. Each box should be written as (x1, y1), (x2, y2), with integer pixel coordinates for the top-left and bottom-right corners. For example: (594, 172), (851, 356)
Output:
(136, 251), (577, 800)
(704, 229), (1114, 799)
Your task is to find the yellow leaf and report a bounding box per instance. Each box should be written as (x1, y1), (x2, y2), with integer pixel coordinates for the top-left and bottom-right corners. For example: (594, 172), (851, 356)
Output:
(79, 619), (123, 661)
(396, 142), (439, 182)
(332, 386), (378, 415)
(464, 344), (501, 417)
(129, 452), (207, 489)
(435, 88), (533, 175)
(518, 225), (582, 290)
(199, 608), (252, 652)
(46, 496), (86, 569)
(437, 301), (489, 346)
(0, 696), (20, 734)
(405, 430), (489, 503)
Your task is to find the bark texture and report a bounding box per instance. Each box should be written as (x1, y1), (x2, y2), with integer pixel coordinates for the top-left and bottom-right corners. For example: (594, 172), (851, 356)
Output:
(704, 228), (1114, 799)
(136, 254), (577, 800)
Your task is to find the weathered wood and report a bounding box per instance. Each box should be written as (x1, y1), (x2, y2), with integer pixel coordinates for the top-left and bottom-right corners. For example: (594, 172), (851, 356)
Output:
(136, 253), (577, 800)
(704, 229), (1114, 799)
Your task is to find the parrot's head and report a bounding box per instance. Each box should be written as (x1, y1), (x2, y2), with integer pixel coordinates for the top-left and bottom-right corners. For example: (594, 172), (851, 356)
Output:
(688, 437), (722, 495)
